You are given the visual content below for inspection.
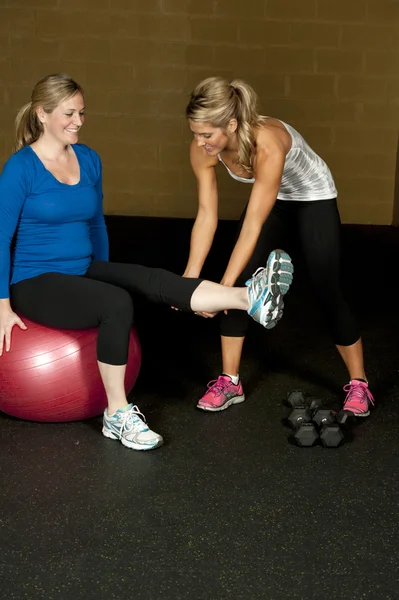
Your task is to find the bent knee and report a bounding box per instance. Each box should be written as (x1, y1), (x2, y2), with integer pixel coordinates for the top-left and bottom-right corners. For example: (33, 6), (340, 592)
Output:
(103, 288), (134, 324)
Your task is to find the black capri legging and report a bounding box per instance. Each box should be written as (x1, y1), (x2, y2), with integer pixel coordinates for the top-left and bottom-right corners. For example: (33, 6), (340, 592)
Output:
(11, 262), (203, 365)
(220, 198), (360, 346)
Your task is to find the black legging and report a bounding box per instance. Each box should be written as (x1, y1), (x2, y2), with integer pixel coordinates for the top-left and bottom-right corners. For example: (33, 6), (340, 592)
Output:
(220, 198), (360, 346)
(10, 262), (203, 365)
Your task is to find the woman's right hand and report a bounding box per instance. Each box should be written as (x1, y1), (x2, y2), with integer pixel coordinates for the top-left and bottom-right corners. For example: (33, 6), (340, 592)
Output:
(0, 309), (27, 356)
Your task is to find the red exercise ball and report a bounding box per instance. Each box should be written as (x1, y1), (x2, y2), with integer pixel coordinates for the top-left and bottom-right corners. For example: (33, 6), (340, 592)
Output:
(0, 318), (141, 423)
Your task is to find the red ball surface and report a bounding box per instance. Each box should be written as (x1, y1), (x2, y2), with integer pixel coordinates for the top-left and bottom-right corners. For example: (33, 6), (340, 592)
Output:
(0, 319), (141, 422)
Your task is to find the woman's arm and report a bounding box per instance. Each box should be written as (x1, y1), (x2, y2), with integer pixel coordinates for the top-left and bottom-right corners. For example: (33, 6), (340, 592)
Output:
(90, 155), (109, 262)
(183, 140), (219, 278)
(220, 134), (286, 286)
(0, 155), (30, 353)
(0, 155), (30, 299)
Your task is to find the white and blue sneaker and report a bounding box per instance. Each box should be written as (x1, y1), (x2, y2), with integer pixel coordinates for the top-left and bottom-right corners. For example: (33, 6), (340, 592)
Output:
(102, 403), (163, 450)
(246, 249), (293, 329)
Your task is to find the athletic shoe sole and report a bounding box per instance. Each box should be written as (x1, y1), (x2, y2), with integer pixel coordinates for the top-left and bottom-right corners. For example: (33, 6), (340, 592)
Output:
(262, 249), (293, 329)
(196, 393), (246, 412)
(102, 427), (164, 450)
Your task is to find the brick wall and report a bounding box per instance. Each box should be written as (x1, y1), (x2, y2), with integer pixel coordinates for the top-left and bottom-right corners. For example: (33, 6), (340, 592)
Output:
(1, 0), (398, 223)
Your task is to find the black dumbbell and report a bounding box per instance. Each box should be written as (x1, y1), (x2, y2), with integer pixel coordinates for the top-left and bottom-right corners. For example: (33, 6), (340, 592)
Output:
(309, 400), (347, 447)
(291, 422), (319, 447)
(308, 398), (324, 414)
(285, 390), (306, 408)
(335, 409), (356, 430)
(287, 405), (319, 447)
(334, 409), (357, 443)
(288, 405), (311, 428)
(286, 391), (324, 412)
(312, 408), (344, 448)
(285, 393), (320, 447)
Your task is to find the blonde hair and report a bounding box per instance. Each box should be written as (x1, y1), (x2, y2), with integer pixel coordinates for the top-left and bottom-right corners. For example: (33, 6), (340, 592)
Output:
(186, 76), (265, 175)
(14, 73), (84, 152)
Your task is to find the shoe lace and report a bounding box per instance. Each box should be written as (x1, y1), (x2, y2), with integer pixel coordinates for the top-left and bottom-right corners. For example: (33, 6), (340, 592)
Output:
(118, 405), (147, 438)
(207, 378), (231, 397)
(343, 382), (375, 406)
(247, 267), (267, 299)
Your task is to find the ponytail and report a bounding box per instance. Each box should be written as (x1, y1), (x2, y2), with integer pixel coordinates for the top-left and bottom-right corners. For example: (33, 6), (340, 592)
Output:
(229, 80), (265, 175)
(14, 102), (42, 152)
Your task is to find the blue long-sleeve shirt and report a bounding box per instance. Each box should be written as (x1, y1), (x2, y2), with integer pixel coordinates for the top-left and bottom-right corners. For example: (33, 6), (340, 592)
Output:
(0, 143), (109, 299)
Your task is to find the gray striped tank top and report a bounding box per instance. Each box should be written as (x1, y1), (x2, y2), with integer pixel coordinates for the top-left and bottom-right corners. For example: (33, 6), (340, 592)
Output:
(218, 119), (337, 201)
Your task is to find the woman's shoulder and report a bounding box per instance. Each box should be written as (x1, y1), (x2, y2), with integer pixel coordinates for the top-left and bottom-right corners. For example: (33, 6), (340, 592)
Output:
(1, 146), (35, 176)
(73, 143), (101, 163)
(73, 144), (102, 178)
(255, 118), (291, 154)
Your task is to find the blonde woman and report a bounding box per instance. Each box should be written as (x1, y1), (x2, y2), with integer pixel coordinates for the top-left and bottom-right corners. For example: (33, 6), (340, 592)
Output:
(184, 76), (374, 416)
(0, 73), (293, 450)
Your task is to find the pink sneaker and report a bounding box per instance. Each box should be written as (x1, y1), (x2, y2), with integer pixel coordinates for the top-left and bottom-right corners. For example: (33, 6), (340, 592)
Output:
(343, 380), (375, 417)
(197, 375), (245, 412)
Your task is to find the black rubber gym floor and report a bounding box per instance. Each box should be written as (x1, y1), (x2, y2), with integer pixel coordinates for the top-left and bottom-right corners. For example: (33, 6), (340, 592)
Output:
(1, 222), (399, 600)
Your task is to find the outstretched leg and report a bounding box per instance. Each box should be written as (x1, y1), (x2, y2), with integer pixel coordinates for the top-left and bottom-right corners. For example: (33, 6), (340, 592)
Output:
(86, 258), (293, 326)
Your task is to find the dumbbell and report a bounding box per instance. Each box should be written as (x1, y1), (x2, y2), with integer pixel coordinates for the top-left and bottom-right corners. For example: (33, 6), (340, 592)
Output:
(285, 392), (346, 448)
(287, 405), (319, 447)
(311, 400), (357, 438)
(312, 407), (344, 448)
(334, 409), (357, 443)
(286, 391), (323, 413)
(285, 390), (306, 408)
(335, 409), (356, 430)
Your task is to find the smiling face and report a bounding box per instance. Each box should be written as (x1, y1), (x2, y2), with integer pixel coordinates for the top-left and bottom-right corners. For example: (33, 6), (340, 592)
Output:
(189, 120), (231, 156)
(37, 92), (85, 146)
